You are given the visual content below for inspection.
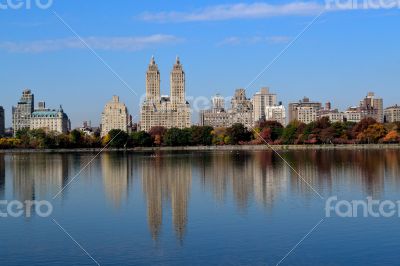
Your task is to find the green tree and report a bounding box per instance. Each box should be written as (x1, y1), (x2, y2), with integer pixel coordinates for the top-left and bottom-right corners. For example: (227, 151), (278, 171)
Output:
(164, 128), (190, 146)
(70, 129), (83, 147)
(131, 131), (153, 147)
(189, 126), (213, 146)
(226, 123), (252, 145)
(281, 122), (298, 144)
(106, 129), (129, 148)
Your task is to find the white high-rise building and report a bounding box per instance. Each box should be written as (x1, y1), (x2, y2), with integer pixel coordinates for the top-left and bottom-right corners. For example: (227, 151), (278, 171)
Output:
(101, 96), (129, 137)
(265, 105), (287, 126)
(252, 87), (277, 123)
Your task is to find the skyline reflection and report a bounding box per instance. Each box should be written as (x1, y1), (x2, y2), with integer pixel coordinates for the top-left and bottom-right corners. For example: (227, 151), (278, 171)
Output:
(2, 149), (400, 240)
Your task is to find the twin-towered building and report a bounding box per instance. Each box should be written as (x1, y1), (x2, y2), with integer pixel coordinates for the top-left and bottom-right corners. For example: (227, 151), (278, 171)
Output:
(100, 57), (191, 135)
(140, 56), (191, 131)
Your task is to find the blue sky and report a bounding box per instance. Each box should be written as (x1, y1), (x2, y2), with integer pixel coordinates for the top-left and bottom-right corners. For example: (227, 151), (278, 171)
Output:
(0, 0), (399, 127)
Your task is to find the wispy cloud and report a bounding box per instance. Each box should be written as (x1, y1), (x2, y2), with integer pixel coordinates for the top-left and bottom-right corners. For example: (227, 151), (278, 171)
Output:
(218, 36), (291, 46)
(138, 2), (324, 22)
(138, 1), (400, 22)
(0, 34), (183, 53)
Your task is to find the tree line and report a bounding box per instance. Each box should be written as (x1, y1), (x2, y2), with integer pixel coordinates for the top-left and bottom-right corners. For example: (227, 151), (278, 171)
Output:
(0, 117), (399, 149)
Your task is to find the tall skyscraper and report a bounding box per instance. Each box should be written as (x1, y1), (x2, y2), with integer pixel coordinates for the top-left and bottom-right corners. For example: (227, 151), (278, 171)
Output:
(252, 87), (277, 123)
(0, 106), (4, 136)
(146, 56), (161, 104)
(170, 57), (185, 110)
(12, 89), (34, 135)
(101, 96), (129, 137)
(140, 57), (191, 131)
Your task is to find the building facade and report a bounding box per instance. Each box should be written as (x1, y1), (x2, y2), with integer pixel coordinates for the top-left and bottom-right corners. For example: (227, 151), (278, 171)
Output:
(252, 87), (277, 123)
(343, 92), (384, 123)
(0, 106), (4, 136)
(200, 89), (254, 128)
(140, 57), (191, 132)
(357, 92), (384, 123)
(230, 89), (253, 127)
(265, 105), (287, 126)
(288, 97), (322, 124)
(385, 105), (400, 123)
(101, 96), (129, 137)
(30, 103), (70, 133)
(12, 89), (34, 135)
(317, 102), (345, 123)
(200, 94), (231, 128)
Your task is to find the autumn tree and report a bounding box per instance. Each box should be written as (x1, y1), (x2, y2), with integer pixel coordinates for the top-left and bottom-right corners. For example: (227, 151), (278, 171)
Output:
(383, 130), (400, 143)
(149, 126), (167, 146)
(357, 123), (387, 143)
(226, 123), (252, 145)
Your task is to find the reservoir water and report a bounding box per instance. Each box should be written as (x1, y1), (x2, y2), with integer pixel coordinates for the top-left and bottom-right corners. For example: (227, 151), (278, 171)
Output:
(0, 149), (399, 265)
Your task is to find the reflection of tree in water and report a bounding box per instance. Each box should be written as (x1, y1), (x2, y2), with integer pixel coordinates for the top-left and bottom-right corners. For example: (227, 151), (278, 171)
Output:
(282, 149), (398, 198)
(195, 149), (400, 211)
(141, 153), (191, 242)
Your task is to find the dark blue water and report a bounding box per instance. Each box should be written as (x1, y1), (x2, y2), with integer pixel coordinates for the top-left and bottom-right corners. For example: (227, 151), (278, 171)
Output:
(0, 149), (399, 265)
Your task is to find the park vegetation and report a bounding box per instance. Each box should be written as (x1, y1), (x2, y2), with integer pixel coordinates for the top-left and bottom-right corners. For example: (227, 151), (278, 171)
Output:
(0, 118), (399, 149)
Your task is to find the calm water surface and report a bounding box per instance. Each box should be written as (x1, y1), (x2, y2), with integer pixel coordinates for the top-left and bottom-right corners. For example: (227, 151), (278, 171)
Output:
(0, 150), (400, 265)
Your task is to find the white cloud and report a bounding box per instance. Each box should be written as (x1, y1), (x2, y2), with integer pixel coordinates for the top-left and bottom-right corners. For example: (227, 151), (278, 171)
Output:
(138, 2), (324, 22)
(138, 1), (400, 22)
(266, 36), (292, 44)
(218, 36), (291, 46)
(0, 34), (182, 53)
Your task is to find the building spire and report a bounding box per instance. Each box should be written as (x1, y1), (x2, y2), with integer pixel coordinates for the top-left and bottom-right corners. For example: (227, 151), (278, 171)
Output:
(150, 55), (155, 65)
(175, 55), (180, 65)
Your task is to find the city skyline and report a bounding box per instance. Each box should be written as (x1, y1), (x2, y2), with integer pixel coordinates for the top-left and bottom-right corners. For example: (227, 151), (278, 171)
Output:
(1, 1), (399, 128)
(4, 85), (396, 134)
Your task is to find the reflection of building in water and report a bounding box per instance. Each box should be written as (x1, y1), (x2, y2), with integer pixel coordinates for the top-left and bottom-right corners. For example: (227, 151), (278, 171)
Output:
(141, 154), (191, 241)
(0, 154), (5, 199)
(285, 150), (387, 198)
(102, 153), (132, 208)
(196, 151), (289, 211)
(12, 154), (69, 206)
(385, 150), (400, 187)
(252, 152), (288, 208)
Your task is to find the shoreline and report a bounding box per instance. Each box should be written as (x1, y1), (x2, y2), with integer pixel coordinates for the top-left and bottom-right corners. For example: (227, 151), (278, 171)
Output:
(0, 144), (399, 153)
